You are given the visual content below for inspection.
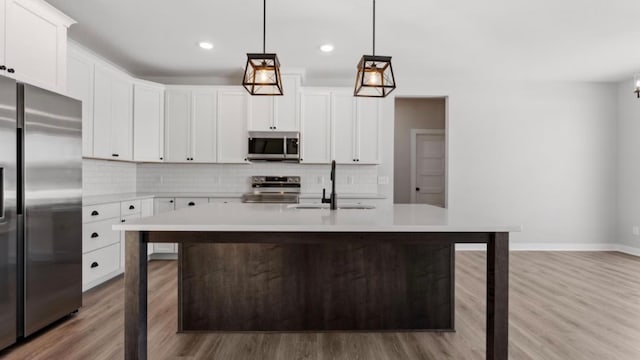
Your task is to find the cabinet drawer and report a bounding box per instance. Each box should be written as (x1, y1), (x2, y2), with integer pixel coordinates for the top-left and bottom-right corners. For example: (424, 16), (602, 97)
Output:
(121, 200), (142, 216)
(174, 198), (209, 210)
(154, 243), (177, 254)
(208, 197), (242, 204)
(83, 243), (121, 286)
(83, 203), (120, 223)
(83, 219), (120, 254)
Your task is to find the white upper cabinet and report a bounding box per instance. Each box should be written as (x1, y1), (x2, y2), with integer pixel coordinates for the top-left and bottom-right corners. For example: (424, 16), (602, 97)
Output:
(191, 89), (217, 163)
(275, 75), (300, 131)
(355, 97), (381, 164)
(217, 89), (249, 163)
(164, 89), (191, 162)
(164, 87), (217, 163)
(3, 0), (75, 93)
(248, 96), (274, 131)
(133, 81), (164, 162)
(247, 75), (300, 132)
(300, 90), (331, 164)
(93, 64), (133, 161)
(67, 46), (93, 157)
(330, 93), (381, 164)
(331, 92), (357, 164)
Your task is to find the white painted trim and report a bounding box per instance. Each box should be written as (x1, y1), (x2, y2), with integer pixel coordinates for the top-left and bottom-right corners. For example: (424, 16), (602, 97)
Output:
(614, 244), (640, 257)
(410, 129), (446, 204)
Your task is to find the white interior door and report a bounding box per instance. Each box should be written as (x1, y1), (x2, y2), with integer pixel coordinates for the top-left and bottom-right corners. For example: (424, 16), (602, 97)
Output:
(411, 131), (446, 207)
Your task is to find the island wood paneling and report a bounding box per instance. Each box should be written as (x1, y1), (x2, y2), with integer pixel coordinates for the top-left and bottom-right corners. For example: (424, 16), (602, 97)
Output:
(179, 242), (453, 331)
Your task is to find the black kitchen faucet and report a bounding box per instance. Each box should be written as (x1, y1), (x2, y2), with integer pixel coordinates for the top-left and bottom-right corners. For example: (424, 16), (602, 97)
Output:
(321, 160), (337, 210)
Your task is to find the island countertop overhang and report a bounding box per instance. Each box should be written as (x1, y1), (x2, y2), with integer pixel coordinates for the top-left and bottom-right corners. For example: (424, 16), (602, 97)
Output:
(113, 203), (521, 233)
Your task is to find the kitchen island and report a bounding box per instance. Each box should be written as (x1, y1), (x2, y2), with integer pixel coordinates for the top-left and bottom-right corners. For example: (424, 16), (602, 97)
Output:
(115, 203), (520, 360)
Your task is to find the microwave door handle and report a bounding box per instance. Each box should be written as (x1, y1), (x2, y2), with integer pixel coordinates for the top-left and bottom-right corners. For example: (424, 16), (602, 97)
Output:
(283, 137), (287, 156)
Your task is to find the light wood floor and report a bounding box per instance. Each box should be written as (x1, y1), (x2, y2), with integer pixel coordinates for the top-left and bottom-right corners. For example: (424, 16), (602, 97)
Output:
(1, 251), (639, 360)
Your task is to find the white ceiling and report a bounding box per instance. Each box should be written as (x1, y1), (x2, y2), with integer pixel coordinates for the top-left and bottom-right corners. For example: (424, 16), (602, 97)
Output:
(47, 0), (640, 83)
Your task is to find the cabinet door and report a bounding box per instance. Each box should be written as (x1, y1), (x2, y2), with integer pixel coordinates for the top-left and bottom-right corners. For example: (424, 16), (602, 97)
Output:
(111, 76), (133, 160)
(5, 0), (68, 92)
(164, 90), (191, 162)
(191, 90), (217, 163)
(331, 92), (357, 164)
(248, 96), (274, 131)
(67, 50), (94, 157)
(133, 83), (164, 162)
(140, 199), (154, 218)
(174, 197), (209, 210)
(217, 90), (249, 163)
(92, 67), (113, 159)
(153, 198), (175, 213)
(300, 91), (331, 164)
(120, 213), (141, 269)
(356, 98), (381, 164)
(274, 75), (300, 131)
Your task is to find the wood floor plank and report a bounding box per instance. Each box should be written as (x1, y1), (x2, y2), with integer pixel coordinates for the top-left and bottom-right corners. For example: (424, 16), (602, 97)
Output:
(0, 252), (639, 359)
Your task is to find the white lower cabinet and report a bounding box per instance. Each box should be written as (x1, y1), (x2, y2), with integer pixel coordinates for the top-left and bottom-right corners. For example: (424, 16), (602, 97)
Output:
(209, 197), (242, 204)
(153, 197), (177, 254)
(82, 198), (153, 291)
(175, 197), (209, 209)
(82, 242), (121, 290)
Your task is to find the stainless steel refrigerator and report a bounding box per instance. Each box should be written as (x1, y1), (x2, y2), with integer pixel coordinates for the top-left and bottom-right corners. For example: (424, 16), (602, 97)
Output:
(0, 75), (82, 351)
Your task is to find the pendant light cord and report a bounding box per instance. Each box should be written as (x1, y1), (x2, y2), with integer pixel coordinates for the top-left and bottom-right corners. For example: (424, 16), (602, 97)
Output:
(372, 0), (376, 56)
(263, 0), (267, 53)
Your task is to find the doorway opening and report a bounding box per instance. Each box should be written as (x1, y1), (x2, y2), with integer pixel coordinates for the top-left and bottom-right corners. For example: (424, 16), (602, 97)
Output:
(393, 97), (447, 207)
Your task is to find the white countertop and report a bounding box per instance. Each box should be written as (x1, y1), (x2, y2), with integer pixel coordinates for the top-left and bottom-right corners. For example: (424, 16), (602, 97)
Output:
(84, 192), (386, 206)
(113, 203), (521, 233)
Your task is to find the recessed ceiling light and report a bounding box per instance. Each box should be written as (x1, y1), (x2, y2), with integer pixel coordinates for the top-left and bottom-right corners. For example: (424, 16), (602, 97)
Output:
(198, 41), (214, 50)
(320, 44), (334, 53)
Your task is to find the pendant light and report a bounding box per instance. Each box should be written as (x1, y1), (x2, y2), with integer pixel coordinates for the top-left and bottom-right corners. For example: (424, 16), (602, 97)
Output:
(354, 0), (396, 97)
(634, 74), (640, 98)
(242, 0), (283, 96)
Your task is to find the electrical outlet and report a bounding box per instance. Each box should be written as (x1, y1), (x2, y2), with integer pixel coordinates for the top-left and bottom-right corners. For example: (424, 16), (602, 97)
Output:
(159, 175), (164, 184)
(317, 176), (325, 185)
(377, 176), (390, 185)
(347, 176), (355, 185)
(633, 226), (640, 236)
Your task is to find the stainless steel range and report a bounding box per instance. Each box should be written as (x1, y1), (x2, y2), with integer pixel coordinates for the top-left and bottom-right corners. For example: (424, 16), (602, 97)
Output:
(241, 176), (301, 204)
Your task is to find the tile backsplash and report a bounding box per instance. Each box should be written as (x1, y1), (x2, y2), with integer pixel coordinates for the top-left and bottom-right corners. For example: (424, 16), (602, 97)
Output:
(83, 159), (137, 196)
(136, 163), (379, 194)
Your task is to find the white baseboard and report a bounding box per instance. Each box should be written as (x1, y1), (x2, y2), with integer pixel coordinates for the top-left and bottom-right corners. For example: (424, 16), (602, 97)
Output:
(614, 244), (640, 257)
(456, 243), (640, 257)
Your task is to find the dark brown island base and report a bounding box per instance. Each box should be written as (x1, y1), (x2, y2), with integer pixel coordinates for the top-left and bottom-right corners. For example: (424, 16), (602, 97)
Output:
(116, 203), (518, 360)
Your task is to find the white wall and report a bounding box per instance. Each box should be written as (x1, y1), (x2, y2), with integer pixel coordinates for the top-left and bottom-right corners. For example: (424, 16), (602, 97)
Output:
(378, 77), (618, 247)
(616, 79), (640, 253)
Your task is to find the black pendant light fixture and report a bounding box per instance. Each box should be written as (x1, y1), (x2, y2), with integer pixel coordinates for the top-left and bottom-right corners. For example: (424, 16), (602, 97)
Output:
(354, 0), (396, 97)
(242, 0), (283, 96)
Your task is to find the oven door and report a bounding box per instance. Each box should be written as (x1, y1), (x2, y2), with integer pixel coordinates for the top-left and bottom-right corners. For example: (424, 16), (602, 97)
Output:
(248, 137), (285, 160)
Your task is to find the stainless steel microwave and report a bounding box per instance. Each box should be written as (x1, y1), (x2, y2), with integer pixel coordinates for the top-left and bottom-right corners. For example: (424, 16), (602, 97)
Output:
(247, 131), (300, 161)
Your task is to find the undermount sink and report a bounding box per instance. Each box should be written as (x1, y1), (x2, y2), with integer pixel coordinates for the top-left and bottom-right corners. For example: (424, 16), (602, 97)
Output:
(288, 203), (376, 210)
